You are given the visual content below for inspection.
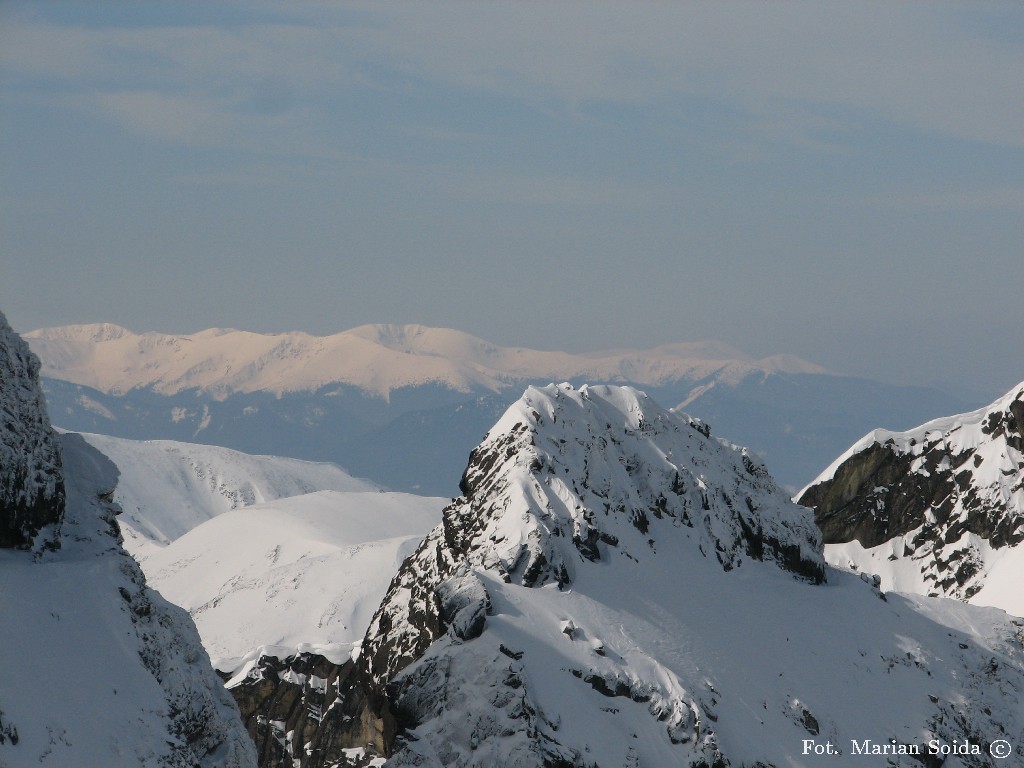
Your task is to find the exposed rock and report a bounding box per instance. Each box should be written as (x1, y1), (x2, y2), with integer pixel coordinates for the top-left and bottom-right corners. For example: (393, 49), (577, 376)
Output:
(0, 310), (64, 549)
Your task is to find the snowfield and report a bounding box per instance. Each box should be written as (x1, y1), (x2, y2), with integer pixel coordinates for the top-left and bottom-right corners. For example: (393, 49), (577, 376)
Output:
(145, 489), (443, 673)
(74, 431), (379, 561)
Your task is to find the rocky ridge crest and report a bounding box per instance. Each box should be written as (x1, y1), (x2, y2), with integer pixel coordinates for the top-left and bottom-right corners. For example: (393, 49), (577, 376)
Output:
(799, 380), (1024, 602)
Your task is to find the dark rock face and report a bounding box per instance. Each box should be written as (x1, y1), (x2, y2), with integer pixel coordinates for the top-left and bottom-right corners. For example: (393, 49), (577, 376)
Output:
(0, 311), (64, 549)
(228, 653), (379, 768)
(799, 382), (1024, 600)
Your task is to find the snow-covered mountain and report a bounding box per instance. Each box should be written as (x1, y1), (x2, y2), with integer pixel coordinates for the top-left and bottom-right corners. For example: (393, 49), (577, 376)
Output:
(26, 323), (974, 495)
(0, 311), (256, 768)
(799, 379), (1024, 616)
(144, 490), (443, 674)
(233, 384), (1024, 767)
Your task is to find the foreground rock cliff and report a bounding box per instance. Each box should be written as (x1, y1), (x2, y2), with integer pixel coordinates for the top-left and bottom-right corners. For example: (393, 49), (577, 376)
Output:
(234, 383), (1024, 767)
(0, 310), (256, 768)
(0, 313), (64, 549)
(799, 380), (1024, 615)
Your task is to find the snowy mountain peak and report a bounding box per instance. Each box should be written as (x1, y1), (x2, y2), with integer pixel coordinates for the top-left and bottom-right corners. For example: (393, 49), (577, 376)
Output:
(233, 384), (1024, 768)
(344, 385), (826, 757)
(799, 378), (1024, 610)
(27, 322), (134, 343)
(447, 383), (826, 592)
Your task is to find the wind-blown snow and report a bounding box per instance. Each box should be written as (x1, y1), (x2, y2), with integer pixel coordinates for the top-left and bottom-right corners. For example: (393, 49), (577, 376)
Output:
(25, 323), (830, 399)
(72, 431), (378, 561)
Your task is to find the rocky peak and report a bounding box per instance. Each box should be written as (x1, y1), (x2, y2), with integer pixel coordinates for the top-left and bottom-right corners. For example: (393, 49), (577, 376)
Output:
(799, 380), (1024, 601)
(333, 384), (821, 759)
(454, 383), (825, 587)
(0, 310), (64, 549)
(366, 384), (824, 678)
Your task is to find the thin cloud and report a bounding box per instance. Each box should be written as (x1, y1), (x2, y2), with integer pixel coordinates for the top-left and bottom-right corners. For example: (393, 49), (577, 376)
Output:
(866, 186), (1024, 212)
(3, 5), (1022, 153)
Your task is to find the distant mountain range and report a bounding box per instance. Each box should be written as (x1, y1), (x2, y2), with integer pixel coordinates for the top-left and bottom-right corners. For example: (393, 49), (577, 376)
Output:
(26, 324), (979, 495)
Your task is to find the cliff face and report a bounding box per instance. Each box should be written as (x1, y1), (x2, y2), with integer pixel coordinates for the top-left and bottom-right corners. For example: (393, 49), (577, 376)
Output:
(799, 381), (1024, 603)
(0, 310), (64, 549)
(0, 312), (256, 768)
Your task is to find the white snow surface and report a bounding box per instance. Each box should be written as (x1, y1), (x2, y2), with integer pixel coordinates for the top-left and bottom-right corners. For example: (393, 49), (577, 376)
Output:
(72, 431), (378, 561)
(0, 433), (256, 768)
(828, 533), (1024, 618)
(144, 489), (443, 673)
(25, 322), (830, 399)
(359, 384), (1024, 767)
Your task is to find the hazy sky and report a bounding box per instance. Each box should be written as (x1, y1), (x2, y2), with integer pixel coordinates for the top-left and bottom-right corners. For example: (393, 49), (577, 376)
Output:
(2, 1), (1022, 396)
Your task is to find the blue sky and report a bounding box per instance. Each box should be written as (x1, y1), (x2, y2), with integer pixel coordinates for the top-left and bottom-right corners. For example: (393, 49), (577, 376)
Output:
(2, 1), (1022, 396)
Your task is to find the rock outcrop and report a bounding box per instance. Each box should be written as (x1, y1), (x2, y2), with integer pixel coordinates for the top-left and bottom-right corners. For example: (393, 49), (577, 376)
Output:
(0, 310), (64, 549)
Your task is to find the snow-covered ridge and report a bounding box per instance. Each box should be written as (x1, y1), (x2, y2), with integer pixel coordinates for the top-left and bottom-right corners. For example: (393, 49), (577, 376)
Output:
(72, 431), (378, 560)
(25, 322), (831, 399)
(144, 489), (443, 674)
(59, 431), (442, 674)
(362, 383), (826, 688)
(799, 379), (1024, 613)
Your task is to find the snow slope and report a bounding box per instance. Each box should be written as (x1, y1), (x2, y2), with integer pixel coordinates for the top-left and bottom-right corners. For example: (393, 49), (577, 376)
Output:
(25, 322), (829, 399)
(143, 490), (443, 673)
(799, 379), (1024, 616)
(238, 384), (1024, 767)
(73, 431), (378, 561)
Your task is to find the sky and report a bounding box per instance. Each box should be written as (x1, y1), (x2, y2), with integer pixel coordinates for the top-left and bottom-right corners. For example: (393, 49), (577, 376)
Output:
(1, 1), (1022, 398)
